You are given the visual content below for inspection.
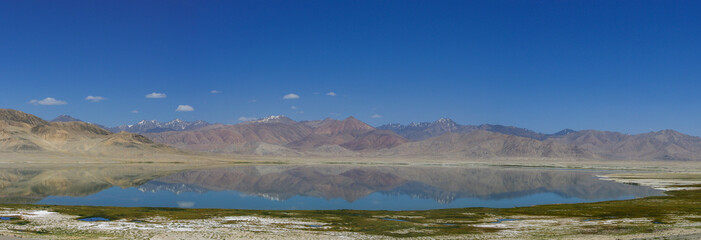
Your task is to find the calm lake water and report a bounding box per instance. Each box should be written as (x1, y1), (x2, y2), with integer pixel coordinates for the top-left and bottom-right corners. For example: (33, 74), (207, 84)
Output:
(22, 165), (662, 210)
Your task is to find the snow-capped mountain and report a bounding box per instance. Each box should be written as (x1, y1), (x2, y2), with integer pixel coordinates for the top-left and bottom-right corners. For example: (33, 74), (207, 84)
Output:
(378, 118), (462, 140)
(109, 119), (210, 133)
(243, 115), (296, 125)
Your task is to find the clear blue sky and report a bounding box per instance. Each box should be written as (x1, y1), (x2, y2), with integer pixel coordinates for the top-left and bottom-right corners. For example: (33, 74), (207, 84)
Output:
(1, 1), (700, 135)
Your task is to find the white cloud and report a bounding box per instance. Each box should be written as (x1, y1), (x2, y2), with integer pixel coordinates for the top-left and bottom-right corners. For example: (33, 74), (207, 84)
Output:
(85, 96), (106, 102)
(29, 97), (67, 106)
(371, 114), (383, 119)
(249, 99), (258, 103)
(283, 93), (300, 99)
(326, 92), (336, 96)
(175, 105), (194, 112)
(131, 110), (139, 114)
(291, 106), (298, 110)
(238, 116), (257, 122)
(146, 92), (167, 99)
(210, 90), (221, 94)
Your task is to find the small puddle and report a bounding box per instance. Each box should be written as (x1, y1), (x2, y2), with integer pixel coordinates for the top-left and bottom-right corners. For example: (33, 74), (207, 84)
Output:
(308, 224), (323, 228)
(583, 219), (599, 222)
(0, 216), (18, 220)
(381, 218), (408, 222)
(78, 217), (110, 222)
(442, 223), (457, 226)
(492, 218), (520, 223)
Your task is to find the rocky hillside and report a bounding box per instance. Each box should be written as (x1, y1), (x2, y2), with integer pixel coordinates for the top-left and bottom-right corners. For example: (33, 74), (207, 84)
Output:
(0, 109), (176, 155)
(547, 129), (701, 161)
(145, 116), (407, 154)
(374, 130), (593, 159)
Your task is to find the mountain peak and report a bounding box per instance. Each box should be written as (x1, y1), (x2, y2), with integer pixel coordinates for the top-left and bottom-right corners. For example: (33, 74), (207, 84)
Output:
(110, 118), (211, 133)
(248, 115), (296, 124)
(551, 129), (577, 137)
(51, 115), (82, 122)
(435, 118), (455, 124)
(0, 109), (49, 126)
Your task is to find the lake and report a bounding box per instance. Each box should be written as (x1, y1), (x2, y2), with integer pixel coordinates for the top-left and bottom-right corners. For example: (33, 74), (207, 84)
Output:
(9, 165), (662, 210)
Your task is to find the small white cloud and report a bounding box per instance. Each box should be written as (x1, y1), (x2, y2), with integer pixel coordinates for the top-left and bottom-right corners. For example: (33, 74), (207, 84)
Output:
(210, 90), (221, 94)
(249, 99), (258, 103)
(29, 97), (67, 106)
(371, 114), (383, 119)
(131, 110), (139, 114)
(291, 106), (298, 110)
(238, 116), (257, 122)
(146, 92), (167, 99)
(176, 105), (194, 112)
(283, 93), (300, 99)
(326, 92), (336, 96)
(85, 96), (106, 102)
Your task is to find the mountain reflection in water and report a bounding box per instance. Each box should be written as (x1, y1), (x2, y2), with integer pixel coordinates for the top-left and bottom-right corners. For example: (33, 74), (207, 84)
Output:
(1, 165), (662, 210)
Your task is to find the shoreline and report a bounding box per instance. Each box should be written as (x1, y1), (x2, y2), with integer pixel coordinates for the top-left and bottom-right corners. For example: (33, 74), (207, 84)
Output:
(1, 170), (700, 239)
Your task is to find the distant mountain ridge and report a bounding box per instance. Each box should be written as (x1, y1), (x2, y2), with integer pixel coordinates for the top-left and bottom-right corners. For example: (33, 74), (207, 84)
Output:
(109, 119), (210, 133)
(5, 110), (701, 161)
(373, 130), (593, 159)
(546, 129), (701, 161)
(377, 118), (701, 161)
(377, 119), (573, 141)
(144, 116), (408, 154)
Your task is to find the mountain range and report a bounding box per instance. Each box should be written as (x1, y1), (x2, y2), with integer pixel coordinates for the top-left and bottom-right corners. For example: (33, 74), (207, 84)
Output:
(108, 119), (210, 133)
(143, 116), (407, 155)
(3, 109), (701, 161)
(377, 118), (575, 141)
(0, 109), (176, 155)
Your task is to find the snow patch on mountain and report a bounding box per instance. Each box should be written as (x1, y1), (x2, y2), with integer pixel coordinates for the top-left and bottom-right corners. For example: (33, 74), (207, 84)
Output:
(110, 119), (210, 133)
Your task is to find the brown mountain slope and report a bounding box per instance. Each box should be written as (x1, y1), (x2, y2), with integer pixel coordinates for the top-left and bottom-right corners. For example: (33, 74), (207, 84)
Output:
(144, 121), (313, 154)
(340, 130), (409, 151)
(287, 117), (406, 151)
(0, 109), (176, 155)
(146, 116), (408, 153)
(374, 130), (593, 159)
(548, 129), (701, 160)
(312, 116), (374, 136)
(0, 109), (48, 127)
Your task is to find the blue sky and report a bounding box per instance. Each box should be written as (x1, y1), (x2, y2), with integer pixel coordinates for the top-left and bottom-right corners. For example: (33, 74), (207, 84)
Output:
(1, 1), (700, 135)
